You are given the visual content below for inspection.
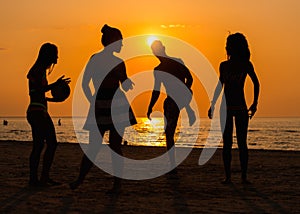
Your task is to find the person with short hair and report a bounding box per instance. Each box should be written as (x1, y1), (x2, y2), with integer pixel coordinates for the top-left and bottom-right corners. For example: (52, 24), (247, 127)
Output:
(147, 40), (195, 174)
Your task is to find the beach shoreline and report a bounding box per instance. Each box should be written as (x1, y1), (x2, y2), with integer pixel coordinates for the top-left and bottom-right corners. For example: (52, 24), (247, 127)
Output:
(0, 140), (299, 213)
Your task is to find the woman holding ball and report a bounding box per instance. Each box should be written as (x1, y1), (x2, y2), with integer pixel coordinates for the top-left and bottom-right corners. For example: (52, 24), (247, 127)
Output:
(26, 43), (70, 187)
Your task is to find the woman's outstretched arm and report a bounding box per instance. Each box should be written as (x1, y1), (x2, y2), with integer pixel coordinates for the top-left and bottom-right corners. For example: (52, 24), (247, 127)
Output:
(208, 63), (224, 119)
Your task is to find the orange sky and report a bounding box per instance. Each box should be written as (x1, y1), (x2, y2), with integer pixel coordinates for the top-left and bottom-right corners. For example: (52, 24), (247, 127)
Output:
(1, 1), (300, 117)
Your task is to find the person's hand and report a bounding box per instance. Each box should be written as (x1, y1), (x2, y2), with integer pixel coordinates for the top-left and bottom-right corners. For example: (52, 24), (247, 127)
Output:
(128, 79), (135, 90)
(46, 97), (62, 102)
(147, 107), (152, 120)
(208, 106), (214, 119)
(122, 78), (135, 91)
(248, 103), (257, 119)
(56, 75), (71, 85)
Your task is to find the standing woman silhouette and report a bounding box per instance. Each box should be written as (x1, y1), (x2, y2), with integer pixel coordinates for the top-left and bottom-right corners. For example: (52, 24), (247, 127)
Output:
(26, 43), (70, 186)
(208, 33), (260, 184)
(70, 25), (136, 193)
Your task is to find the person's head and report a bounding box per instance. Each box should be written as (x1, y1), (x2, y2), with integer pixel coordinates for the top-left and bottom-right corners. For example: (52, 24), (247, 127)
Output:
(151, 40), (166, 57)
(36, 43), (58, 69)
(226, 33), (250, 61)
(27, 43), (58, 78)
(101, 24), (123, 52)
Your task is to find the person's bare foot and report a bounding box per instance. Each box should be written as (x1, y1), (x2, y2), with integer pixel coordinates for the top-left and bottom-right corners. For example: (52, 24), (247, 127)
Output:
(106, 179), (122, 195)
(39, 178), (62, 187)
(241, 178), (252, 185)
(221, 178), (232, 184)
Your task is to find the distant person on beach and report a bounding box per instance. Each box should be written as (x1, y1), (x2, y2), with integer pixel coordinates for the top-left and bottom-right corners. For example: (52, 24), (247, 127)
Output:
(208, 33), (260, 184)
(147, 40), (195, 173)
(3, 120), (8, 126)
(70, 24), (136, 194)
(26, 43), (70, 187)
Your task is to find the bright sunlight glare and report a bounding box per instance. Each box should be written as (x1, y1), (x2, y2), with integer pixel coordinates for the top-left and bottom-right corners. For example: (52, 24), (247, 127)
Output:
(147, 35), (159, 47)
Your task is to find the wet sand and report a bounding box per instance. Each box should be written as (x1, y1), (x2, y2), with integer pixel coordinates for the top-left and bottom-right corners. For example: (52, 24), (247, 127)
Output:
(0, 140), (299, 213)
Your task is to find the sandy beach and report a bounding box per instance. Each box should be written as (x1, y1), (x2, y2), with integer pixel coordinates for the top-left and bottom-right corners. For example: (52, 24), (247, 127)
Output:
(0, 140), (299, 213)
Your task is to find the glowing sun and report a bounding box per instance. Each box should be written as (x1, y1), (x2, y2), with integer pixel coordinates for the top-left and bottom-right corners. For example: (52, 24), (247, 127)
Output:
(147, 35), (158, 47)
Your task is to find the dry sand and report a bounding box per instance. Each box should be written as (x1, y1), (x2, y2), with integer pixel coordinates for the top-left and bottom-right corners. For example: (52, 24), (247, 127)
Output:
(0, 140), (299, 213)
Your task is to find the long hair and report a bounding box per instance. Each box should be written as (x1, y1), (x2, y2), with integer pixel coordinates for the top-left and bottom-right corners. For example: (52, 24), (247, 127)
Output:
(226, 33), (250, 61)
(101, 24), (122, 47)
(27, 43), (58, 78)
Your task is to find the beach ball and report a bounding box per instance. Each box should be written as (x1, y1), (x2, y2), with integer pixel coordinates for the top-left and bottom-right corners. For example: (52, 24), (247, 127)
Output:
(51, 81), (71, 102)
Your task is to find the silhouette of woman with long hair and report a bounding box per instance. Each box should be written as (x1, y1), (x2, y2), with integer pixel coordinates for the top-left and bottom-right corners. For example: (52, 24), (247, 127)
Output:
(208, 33), (260, 184)
(26, 43), (70, 186)
(70, 25), (136, 193)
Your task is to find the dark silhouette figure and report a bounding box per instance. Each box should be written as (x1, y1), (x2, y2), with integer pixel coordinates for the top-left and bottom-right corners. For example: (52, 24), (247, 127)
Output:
(208, 33), (260, 184)
(147, 40), (195, 172)
(70, 24), (136, 194)
(3, 120), (8, 126)
(58, 119), (61, 126)
(26, 43), (70, 187)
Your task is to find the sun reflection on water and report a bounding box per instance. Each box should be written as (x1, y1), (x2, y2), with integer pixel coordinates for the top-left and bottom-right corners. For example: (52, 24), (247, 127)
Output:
(125, 117), (166, 147)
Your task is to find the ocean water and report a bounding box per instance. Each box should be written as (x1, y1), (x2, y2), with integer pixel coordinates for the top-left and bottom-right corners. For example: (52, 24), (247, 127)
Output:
(0, 117), (299, 151)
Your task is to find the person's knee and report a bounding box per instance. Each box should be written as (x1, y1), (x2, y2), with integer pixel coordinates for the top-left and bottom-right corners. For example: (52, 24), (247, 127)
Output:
(165, 124), (176, 135)
(30, 147), (43, 158)
(237, 140), (247, 150)
(109, 143), (122, 154)
(166, 141), (174, 150)
(223, 148), (231, 155)
(165, 133), (175, 146)
(223, 143), (232, 154)
(46, 140), (58, 151)
(31, 140), (44, 152)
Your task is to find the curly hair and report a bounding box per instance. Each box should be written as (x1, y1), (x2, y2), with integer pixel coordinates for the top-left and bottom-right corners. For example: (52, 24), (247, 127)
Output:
(225, 33), (250, 61)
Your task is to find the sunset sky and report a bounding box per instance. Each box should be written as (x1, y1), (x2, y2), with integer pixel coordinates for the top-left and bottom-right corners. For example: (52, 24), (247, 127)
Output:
(1, 0), (299, 117)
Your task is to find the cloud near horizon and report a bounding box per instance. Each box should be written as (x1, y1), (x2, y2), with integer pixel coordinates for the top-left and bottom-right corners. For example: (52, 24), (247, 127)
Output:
(160, 24), (186, 29)
(160, 24), (203, 29)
